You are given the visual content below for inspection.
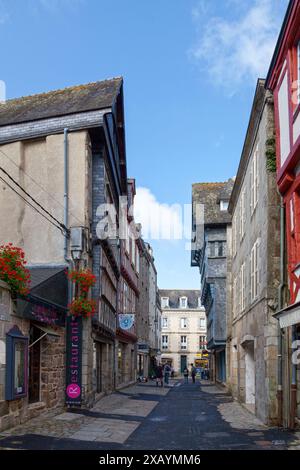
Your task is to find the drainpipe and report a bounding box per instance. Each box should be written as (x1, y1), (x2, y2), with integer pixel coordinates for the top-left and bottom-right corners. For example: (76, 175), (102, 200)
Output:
(277, 191), (285, 427)
(64, 128), (69, 263)
(290, 325), (297, 429)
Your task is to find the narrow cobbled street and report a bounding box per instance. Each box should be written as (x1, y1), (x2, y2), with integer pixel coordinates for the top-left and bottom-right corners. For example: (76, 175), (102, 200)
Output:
(0, 379), (298, 451)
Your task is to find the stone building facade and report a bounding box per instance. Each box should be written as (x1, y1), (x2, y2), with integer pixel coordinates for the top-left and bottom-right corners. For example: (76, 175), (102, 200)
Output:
(159, 290), (206, 374)
(116, 178), (139, 389)
(191, 180), (233, 383)
(0, 78), (134, 429)
(227, 80), (280, 425)
(136, 235), (160, 378)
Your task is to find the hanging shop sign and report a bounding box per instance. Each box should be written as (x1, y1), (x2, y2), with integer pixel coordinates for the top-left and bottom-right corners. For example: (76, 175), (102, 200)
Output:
(65, 314), (82, 405)
(119, 314), (135, 331)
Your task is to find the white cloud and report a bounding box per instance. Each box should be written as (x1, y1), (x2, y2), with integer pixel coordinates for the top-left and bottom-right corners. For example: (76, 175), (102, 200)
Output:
(134, 187), (183, 240)
(190, 0), (288, 92)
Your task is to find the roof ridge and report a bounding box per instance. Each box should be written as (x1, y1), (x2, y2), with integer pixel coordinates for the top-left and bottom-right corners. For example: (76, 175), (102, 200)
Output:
(2, 76), (123, 104)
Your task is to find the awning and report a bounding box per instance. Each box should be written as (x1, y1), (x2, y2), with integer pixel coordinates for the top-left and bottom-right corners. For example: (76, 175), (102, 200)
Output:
(274, 301), (300, 328)
(29, 323), (60, 348)
(16, 266), (68, 326)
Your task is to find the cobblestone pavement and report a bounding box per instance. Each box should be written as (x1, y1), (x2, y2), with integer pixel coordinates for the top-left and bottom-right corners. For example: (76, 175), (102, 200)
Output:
(0, 379), (297, 450)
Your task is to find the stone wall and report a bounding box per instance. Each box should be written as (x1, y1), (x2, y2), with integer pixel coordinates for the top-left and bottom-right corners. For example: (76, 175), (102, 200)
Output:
(228, 94), (280, 425)
(0, 281), (66, 432)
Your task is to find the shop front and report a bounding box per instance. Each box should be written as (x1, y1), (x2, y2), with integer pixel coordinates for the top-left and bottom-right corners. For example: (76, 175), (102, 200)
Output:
(0, 267), (68, 431)
(137, 343), (149, 380)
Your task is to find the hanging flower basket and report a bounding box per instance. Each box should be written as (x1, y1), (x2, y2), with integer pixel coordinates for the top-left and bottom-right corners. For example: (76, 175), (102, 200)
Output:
(67, 268), (96, 295)
(0, 244), (30, 296)
(67, 268), (96, 318)
(68, 297), (96, 318)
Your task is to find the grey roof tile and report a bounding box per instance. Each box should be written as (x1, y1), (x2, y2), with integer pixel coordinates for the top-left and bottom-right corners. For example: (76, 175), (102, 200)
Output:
(192, 179), (234, 225)
(0, 77), (122, 126)
(159, 289), (201, 309)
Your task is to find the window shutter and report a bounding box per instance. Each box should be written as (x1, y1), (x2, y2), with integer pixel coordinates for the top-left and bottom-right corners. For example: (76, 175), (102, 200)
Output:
(250, 161), (253, 213)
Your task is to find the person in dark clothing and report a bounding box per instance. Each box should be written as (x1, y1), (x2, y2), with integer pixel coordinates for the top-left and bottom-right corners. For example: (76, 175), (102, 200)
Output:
(191, 363), (197, 384)
(155, 364), (163, 387)
(183, 367), (189, 384)
(164, 363), (171, 385)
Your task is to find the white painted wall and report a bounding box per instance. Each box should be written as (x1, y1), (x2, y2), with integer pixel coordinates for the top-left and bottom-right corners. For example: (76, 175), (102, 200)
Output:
(294, 111), (300, 145)
(278, 72), (291, 167)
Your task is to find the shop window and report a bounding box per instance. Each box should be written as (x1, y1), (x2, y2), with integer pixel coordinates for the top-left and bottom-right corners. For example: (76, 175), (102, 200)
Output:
(5, 326), (28, 401)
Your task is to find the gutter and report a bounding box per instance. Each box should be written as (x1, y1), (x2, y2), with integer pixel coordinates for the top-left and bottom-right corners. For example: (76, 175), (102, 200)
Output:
(64, 128), (69, 262)
(276, 192), (285, 427)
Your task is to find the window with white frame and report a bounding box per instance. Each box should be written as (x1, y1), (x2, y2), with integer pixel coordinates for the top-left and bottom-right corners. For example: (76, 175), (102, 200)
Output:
(297, 41), (300, 104)
(180, 317), (187, 328)
(162, 317), (168, 328)
(220, 200), (229, 211)
(208, 241), (226, 257)
(240, 188), (246, 240)
(233, 214), (237, 257)
(198, 297), (202, 308)
(161, 297), (169, 309)
(125, 223), (130, 254)
(240, 262), (246, 312)
(180, 336), (187, 350)
(233, 276), (237, 318)
(250, 240), (260, 301)
(180, 297), (187, 308)
(162, 335), (168, 350)
(199, 317), (206, 329)
(199, 336), (206, 349)
(250, 146), (259, 214)
(131, 239), (135, 266)
(290, 195), (295, 233)
(136, 248), (140, 273)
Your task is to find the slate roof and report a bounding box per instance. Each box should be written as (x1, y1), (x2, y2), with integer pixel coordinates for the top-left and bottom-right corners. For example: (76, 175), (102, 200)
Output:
(159, 289), (201, 309)
(28, 266), (66, 289)
(192, 179), (234, 226)
(0, 77), (122, 127)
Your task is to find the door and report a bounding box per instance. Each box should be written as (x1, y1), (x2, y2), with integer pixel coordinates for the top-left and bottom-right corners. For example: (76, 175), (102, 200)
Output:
(180, 355), (187, 373)
(96, 343), (103, 393)
(245, 344), (255, 405)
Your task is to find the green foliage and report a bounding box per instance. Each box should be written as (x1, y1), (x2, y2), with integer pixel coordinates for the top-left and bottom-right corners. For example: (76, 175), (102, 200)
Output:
(265, 136), (276, 172)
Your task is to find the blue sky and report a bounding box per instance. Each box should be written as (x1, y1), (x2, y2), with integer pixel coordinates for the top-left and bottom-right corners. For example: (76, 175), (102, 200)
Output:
(0, 0), (289, 289)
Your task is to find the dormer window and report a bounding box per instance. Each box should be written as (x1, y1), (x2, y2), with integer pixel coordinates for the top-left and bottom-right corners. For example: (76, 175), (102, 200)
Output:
(180, 297), (187, 309)
(161, 297), (169, 309)
(220, 200), (229, 211)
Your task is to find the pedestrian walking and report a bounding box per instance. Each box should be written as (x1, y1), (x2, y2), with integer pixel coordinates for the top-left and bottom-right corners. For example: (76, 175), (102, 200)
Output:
(164, 363), (171, 385)
(183, 366), (189, 384)
(191, 363), (197, 384)
(155, 364), (163, 387)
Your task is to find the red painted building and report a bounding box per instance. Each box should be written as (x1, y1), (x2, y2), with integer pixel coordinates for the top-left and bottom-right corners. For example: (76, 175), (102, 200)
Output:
(266, 0), (300, 428)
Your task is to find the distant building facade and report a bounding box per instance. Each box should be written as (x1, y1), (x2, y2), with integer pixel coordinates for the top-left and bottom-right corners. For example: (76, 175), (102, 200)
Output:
(228, 80), (280, 425)
(159, 290), (206, 374)
(136, 235), (161, 378)
(191, 180), (233, 383)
